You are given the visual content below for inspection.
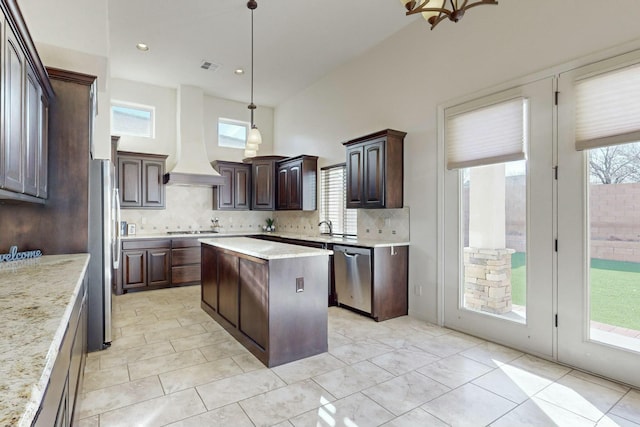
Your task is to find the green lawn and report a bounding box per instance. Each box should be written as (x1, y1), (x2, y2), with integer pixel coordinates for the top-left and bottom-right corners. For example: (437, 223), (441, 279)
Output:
(510, 254), (640, 330)
(510, 252), (527, 306)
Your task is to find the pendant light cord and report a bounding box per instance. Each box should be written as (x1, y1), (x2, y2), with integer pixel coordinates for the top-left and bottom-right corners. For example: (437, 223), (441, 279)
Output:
(250, 7), (255, 126)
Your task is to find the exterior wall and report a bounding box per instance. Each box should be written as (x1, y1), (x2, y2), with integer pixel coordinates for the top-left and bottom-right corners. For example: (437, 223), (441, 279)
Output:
(591, 183), (640, 262)
(464, 178), (640, 262)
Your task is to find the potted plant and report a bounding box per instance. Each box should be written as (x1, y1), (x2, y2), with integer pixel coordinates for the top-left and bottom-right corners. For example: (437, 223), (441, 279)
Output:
(265, 218), (275, 232)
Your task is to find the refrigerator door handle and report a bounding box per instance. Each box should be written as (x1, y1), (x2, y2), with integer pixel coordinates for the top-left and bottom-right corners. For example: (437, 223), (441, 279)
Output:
(113, 188), (122, 270)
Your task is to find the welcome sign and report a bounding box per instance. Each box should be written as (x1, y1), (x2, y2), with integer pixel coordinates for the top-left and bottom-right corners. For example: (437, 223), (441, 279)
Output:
(1, 246), (42, 262)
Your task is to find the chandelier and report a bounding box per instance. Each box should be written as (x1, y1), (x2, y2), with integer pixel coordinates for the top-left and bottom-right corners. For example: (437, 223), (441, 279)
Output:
(244, 0), (262, 158)
(400, 0), (498, 30)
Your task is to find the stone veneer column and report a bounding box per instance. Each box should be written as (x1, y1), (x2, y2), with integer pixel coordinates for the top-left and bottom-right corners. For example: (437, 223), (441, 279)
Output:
(463, 247), (515, 314)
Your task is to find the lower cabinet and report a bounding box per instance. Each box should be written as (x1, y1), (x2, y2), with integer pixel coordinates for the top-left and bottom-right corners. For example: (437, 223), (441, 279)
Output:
(171, 238), (201, 286)
(117, 239), (171, 294)
(34, 271), (87, 426)
(371, 245), (409, 321)
(333, 244), (408, 322)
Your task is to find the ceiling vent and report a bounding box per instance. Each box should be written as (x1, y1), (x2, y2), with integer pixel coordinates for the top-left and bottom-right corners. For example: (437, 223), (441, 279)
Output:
(200, 60), (221, 72)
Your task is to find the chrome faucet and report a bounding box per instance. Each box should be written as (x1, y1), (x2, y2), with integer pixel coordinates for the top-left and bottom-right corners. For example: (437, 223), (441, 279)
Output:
(318, 220), (333, 236)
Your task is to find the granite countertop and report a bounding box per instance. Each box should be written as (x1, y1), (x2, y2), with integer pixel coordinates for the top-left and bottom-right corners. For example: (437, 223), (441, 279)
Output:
(0, 254), (90, 427)
(124, 231), (409, 248)
(200, 237), (333, 260)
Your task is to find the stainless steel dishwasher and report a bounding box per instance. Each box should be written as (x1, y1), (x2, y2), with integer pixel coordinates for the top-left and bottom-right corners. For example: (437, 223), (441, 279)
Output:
(333, 245), (372, 314)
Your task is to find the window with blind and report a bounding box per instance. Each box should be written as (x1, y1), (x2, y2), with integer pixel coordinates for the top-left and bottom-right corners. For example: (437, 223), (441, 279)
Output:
(319, 164), (357, 236)
(575, 61), (640, 151)
(445, 96), (529, 169)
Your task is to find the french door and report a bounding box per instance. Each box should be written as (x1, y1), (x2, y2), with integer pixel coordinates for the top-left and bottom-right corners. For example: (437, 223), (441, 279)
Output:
(442, 77), (556, 358)
(556, 50), (640, 387)
(441, 50), (640, 388)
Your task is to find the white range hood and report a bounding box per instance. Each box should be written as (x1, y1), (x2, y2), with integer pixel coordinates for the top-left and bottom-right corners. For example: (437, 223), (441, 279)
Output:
(163, 85), (226, 186)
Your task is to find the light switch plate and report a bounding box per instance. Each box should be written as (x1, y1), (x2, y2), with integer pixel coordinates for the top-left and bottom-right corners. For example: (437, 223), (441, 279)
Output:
(296, 277), (304, 293)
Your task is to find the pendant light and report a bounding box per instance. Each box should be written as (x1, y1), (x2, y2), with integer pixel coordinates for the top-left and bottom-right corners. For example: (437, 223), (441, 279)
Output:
(400, 0), (497, 30)
(244, 0), (262, 158)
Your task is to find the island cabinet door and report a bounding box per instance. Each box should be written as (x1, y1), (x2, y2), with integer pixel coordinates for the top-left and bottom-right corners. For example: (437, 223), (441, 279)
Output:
(201, 246), (218, 311)
(238, 258), (268, 350)
(218, 252), (239, 326)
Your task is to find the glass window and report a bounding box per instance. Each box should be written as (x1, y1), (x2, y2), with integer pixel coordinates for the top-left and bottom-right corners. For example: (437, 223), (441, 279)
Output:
(319, 164), (357, 236)
(462, 160), (527, 321)
(111, 102), (155, 138)
(218, 118), (249, 149)
(446, 93), (530, 322)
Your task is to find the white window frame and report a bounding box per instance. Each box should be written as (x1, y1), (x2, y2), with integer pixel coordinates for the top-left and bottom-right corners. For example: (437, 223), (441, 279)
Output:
(218, 117), (250, 149)
(319, 163), (357, 237)
(110, 101), (156, 138)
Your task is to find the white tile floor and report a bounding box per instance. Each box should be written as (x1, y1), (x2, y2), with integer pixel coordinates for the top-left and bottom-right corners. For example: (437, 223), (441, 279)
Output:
(78, 286), (640, 427)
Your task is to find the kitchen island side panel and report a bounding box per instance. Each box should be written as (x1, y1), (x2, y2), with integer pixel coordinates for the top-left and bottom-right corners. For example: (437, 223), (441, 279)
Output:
(200, 241), (329, 367)
(268, 256), (329, 367)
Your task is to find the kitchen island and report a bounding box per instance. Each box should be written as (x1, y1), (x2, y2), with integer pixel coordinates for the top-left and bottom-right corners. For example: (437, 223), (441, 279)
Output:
(200, 237), (331, 367)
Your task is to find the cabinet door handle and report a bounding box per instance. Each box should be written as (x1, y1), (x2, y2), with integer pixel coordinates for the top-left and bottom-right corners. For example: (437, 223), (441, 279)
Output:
(390, 246), (397, 256)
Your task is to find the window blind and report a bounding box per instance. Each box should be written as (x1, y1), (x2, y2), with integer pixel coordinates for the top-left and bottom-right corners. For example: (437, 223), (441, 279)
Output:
(446, 97), (528, 170)
(575, 62), (640, 151)
(320, 164), (357, 236)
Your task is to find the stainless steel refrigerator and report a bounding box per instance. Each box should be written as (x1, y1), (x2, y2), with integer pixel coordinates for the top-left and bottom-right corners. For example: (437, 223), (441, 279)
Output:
(88, 158), (121, 351)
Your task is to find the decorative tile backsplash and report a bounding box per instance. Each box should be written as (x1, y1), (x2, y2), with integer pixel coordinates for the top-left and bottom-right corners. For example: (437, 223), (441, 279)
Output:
(121, 186), (409, 241)
(120, 186), (271, 234)
(273, 211), (320, 235)
(357, 207), (410, 241)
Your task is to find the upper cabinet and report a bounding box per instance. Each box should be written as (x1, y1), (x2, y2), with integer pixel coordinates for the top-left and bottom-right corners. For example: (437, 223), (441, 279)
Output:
(247, 155), (286, 211)
(343, 129), (406, 209)
(0, 0), (54, 203)
(212, 160), (251, 210)
(117, 151), (167, 209)
(276, 155), (318, 211)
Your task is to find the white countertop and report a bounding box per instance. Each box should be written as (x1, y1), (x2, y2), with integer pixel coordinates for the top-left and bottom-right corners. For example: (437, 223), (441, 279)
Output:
(124, 231), (409, 248)
(0, 254), (90, 427)
(200, 237), (333, 260)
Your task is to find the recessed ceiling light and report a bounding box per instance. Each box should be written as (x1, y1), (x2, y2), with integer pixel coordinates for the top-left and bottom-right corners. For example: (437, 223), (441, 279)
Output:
(234, 68), (245, 75)
(136, 43), (149, 52)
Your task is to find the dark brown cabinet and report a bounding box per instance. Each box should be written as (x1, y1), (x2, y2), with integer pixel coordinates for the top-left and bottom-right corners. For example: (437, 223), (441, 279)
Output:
(344, 129), (406, 209)
(0, 1), (52, 203)
(201, 244), (218, 311)
(118, 239), (171, 293)
(276, 155), (317, 211)
(3, 30), (25, 194)
(212, 160), (251, 210)
(117, 151), (167, 209)
(34, 271), (87, 427)
(171, 238), (201, 286)
(372, 245), (409, 321)
(247, 155), (286, 210)
(217, 252), (240, 326)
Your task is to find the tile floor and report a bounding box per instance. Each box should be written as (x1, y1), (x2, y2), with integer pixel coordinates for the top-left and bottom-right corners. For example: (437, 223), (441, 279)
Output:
(78, 286), (640, 427)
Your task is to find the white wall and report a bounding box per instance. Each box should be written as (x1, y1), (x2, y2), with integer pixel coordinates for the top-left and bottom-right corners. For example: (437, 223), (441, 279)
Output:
(111, 79), (274, 169)
(203, 96), (274, 163)
(274, 0), (640, 323)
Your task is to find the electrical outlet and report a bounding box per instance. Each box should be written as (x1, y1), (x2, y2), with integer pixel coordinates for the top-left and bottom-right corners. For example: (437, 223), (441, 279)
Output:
(296, 277), (304, 293)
